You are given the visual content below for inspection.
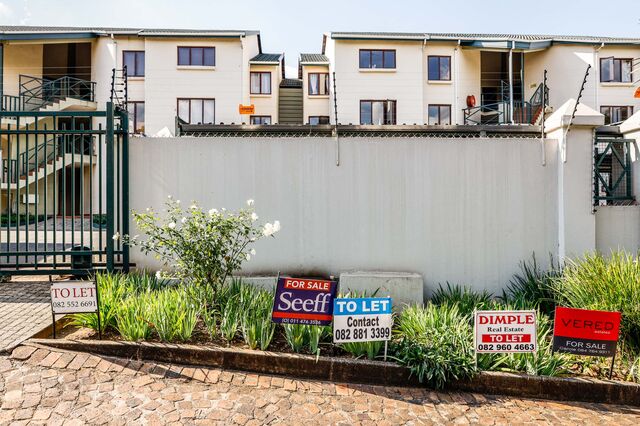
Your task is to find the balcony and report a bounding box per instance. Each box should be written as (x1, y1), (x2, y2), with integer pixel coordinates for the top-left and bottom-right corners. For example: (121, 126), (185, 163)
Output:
(1, 74), (96, 112)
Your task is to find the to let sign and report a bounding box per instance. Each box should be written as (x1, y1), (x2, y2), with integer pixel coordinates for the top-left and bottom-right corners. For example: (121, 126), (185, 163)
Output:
(474, 310), (537, 353)
(333, 297), (392, 343)
(553, 307), (621, 357)
(50, 281), (98, 314)
(272, 277), (337, 325)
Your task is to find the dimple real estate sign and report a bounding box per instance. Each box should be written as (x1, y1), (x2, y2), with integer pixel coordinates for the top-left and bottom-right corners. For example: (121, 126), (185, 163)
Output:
(474, 310), (537, 353)
(271, 277), (337, 326)
(552, 307), (621, 357)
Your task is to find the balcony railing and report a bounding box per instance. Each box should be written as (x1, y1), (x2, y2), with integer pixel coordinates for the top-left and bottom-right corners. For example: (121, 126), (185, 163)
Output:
(2, 75), (97, 112)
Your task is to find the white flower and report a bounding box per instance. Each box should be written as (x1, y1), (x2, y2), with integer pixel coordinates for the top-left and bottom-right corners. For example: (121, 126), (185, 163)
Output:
(250, 248), (256, 256)
(176, 200), (181, 205)
(167, 195), (172, 200)
(190, 204), (198, 210)
(112, 232), (120, 241)
(146, 207), (150, 212)
(209, 208), (218, 216)
(221, 207), (226, 212)
(168, 222), (176, 229)
(247, 199), (255, 207)
(251, 212), (258, 222)
(181, 217), (187, 224)
(273, 220), (281, 233)
(263, 223), (274, 237)
(155, 270), (162, 279)
(245, 253), (251, 261)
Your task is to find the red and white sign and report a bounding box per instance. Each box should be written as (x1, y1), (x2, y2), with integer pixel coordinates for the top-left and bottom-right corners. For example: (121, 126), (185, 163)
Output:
(474, 310), (537, 353)
(552, 307), (621, 357)
(50, 281), (98, 314)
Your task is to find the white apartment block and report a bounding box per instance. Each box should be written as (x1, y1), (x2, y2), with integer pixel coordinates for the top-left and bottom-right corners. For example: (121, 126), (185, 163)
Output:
(0, 26), (284, 134)
(320, 32), (640, 126)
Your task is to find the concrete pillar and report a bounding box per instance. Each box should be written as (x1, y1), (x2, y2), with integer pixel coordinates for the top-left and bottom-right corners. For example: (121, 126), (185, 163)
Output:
(544, 99), (604, 261)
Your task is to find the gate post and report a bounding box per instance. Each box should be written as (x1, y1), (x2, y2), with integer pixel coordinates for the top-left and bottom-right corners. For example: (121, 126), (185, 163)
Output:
(120, 110), (130, 272)
(105, 102), (115, 272)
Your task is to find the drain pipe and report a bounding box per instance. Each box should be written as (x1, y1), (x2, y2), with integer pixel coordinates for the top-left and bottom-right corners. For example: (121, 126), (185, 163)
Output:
(454, 40), (460, 125)
(508, 41), (514, 124)
(594, 42), (604, 110)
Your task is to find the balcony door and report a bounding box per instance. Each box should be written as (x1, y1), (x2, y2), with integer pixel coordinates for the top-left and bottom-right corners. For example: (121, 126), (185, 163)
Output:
(480, 51), (524, 106)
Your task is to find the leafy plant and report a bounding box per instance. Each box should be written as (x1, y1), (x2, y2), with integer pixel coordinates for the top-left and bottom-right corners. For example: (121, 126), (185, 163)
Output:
(69, 272), (128, 332)
(220, 294), (242, 343)
(431, 282), (493, 317)
(240, 288), (276, 350)
(553, 251), (640, 351)
(123, 198), (280, 301)
(341, 340), (384, 360)
(115, 293), (153, 341)
(148, 288), (200, 342)
(283, 324), (308, 353)
(393, 303), (476, 389)
(502, 255), (559, 314)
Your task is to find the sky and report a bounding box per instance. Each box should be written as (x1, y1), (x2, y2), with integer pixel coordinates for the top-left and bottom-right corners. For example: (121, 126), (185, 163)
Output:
(0, 0), (638, 78)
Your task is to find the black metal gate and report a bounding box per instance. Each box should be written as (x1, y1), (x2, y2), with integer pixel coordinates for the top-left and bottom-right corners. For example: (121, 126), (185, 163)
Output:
(0, 103), (129, 276)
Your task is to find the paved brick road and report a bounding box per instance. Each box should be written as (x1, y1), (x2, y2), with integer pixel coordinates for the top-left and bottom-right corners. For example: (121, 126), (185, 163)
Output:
(0, 281), (52, 353)
(1, 344), (639, 425)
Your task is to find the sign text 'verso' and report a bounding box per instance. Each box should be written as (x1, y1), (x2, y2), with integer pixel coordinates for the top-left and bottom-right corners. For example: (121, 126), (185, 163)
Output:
(271, 277), (337, 326)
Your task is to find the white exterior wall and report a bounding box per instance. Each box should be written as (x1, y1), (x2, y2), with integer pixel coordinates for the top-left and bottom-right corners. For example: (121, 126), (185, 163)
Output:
(301, 64), (331, 123)
(596, 207), (640, 253)
(249, 64), (281, 123)
(3, 43), (43, 97)
(129, 135), (559, 296)
(329, 39), (424, 125)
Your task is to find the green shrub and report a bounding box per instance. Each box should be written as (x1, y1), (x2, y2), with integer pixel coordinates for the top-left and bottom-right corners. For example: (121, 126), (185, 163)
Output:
(219, 294), (242, 343)
(115, 293), (153, 341)
(283, 324), (330, 355)
(148, 288), (200, 342)
(69, 272), (128, 332)
(553, 251), (640, 350)
(431, 283), (493, 317)
(240, 289), (276, 350)
(341, 340), (384, 360)
(393, 304), (475, 389)
(502, 255), (559, 314)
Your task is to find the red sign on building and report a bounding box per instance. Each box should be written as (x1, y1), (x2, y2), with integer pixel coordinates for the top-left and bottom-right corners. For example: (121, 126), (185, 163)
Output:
(552, 307), (621, 357)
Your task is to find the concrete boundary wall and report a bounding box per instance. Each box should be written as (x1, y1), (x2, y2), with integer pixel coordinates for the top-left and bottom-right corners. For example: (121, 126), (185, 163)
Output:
(129, 135), (560, 297)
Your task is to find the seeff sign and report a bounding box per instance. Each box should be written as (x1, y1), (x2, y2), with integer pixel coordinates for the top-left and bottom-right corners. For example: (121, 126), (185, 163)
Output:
(474, 310), (537, 353)
(553, 307), (621, 357)
(333, 297), (392, 343)
(272, 277), (337, 325)
(50, 281), (99, 314)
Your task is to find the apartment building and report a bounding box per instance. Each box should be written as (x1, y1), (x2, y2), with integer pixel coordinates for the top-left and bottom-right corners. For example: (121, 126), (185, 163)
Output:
(319, 32), (640, 126)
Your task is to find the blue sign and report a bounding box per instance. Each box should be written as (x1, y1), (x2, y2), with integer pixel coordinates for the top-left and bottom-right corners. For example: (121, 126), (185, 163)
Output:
(333, 297), (392, 315)
(333, 297), (393, 343)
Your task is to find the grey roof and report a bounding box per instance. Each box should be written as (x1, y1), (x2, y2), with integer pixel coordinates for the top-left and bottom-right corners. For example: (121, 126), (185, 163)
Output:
(280, 78), (303, 88)
(299, 53), (330, 64)
(0, 25), (258, 37)
(331, 31), (640, 45)
(249, 53), (283, 64)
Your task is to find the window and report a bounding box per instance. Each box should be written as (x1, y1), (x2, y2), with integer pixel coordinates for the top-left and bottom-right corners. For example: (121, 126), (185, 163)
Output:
(177, 47), (215, 66)
(309, 116), (330, 125)
(177, 98), (215, 124)
(600, 106), (633, 124)
(360, 100), (397, 125)
(308, 73), (329, 95)
(123, 51), (145, 77)
(359, 50), (396, 69)
(250, 72), (272, 94)
(250, 115), (271, 125)
(600, 58), (632, 83)
(428, 104), (451, 125)
(428, 56), (451, 81)
(127, 101), (145, 133)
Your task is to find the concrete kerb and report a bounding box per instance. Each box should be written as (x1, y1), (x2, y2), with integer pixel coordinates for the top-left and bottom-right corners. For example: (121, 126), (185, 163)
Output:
(26, 338), (640, 407)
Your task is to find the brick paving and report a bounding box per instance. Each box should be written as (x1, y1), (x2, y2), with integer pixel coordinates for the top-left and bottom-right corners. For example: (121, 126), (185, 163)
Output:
(1, 344), (639, 425)
(0, 281), (52, 353)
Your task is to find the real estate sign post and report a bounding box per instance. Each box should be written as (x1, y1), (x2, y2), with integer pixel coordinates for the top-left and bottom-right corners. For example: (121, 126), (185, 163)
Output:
(50, 281), (101, 339)
(271, 276), (337, 326)
(552, 307), (621, 379)
(474, 310), (537, 354)
(333, 297), (393, 359)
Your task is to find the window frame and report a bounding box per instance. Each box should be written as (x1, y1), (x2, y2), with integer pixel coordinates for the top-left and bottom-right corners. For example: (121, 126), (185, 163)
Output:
(359, 100), (397, 125)
(600, 105), (634, 124)
(600, 57), (633, 83)
(176, 98), (216, 125)
(250, 71), (272, 95)
(308, 116), (330, 125)
(127, 101), (145, 134)
(427, 104), (452, 125)
(122, 50), (145, 77)
(177, 46), (216, 67)
(428, 56), (451, 81)
(358, 49), (396, 69)
(308, 73), (330, 96)
(250, 115), (272, 125)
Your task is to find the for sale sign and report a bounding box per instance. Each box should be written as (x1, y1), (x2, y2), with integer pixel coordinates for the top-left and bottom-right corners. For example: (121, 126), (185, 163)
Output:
(474, 310), (537, 353)
(50, 281), (99, 314)
(272, 277), (337, 325)
(552, 307), (621, 357)
(333, 297), (392, 343)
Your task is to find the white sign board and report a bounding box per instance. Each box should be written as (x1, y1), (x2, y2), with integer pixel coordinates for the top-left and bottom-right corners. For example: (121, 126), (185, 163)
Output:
(50, 281), (98, 314)
(333, 297), (392, 343)
(474, 310), (537, 353)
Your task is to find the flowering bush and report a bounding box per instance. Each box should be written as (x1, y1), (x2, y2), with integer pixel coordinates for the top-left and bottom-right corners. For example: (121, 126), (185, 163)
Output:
(123, 197), (280, 297)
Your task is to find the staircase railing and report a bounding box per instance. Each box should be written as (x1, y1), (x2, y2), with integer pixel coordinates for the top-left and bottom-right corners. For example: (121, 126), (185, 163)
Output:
(18, 75), (96, 111)
(1, 94), (22, 111)
(1, 138), (57, 183)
